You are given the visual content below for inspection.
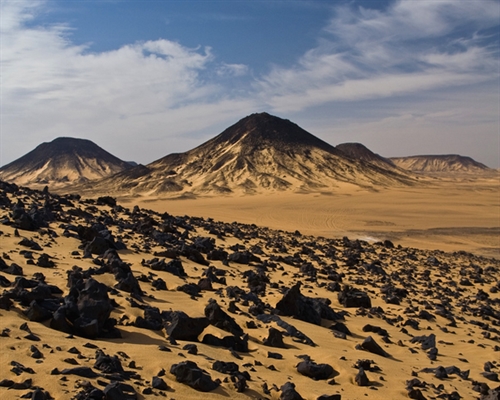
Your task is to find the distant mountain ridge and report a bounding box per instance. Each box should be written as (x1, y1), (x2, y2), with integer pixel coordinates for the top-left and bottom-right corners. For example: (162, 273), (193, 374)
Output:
(0, 137), (132, 188)
(82, 112), (416, 196)
(1, 113), (492, 195)
(390, 154), (490, 173)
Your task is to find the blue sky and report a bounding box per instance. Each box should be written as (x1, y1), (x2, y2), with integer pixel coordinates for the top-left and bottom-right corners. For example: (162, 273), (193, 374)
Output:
(1, 0), (499, 167)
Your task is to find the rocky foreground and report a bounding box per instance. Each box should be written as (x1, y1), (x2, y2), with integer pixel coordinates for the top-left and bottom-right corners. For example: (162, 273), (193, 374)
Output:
(0, 180), (499, 400)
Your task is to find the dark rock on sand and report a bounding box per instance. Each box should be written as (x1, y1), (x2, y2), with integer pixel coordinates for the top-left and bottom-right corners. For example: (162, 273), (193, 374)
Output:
(61, 366), (99, 378)
(165, 311), (209, 341)
(355, 368), (370, 386)
(280, 381), (304, 400)
(263, 327), (287, 348)
(296, 360), (335, 380)
(202, 333), (249, 352)
(152, 376), (170, 390)
(170, 360), (219, 392)
(338, 286), (371, 308)
(359, 336), (391, 358)
(276, 282), (342, 326)
(204, 299), (244, 336)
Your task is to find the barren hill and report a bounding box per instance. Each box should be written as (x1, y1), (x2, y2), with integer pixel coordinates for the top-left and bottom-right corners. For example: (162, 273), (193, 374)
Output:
(85, 113), (416, 197)
(336, 142), (396, 169)
(0, 137), (132, 189)
(390, 154), (490, 173)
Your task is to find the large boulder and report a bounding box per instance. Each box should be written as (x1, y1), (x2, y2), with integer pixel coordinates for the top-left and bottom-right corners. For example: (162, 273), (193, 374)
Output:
(275, 283), (321, 325)
(359, 336), (391, 358)
(202, 333), (249, 352)
(275, 283), (341, 325)
(170, 361), (219, 392)
(280, 382), (304, 400)
(263, 327), (287, 348)
(165, 311), (209, 341)
(338, 286), (371, 308)
(204, 299), (244, 336)
(50, 278), (119, 339)
(296, 360), (335, 380)
(75, 279), (113, 337)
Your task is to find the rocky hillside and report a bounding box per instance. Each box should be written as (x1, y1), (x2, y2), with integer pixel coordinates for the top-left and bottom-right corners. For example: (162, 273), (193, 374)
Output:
(0, 180), (498, 399)
(0, 137), (132, 189)
(390, 155), (490, 173)
(336, 143), (396, 169)
(83, 113), (417, 197)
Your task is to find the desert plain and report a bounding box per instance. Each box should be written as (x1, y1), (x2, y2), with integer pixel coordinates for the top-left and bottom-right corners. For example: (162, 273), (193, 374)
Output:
(0, 169), (499, 400)
(131, 172), (499, 259)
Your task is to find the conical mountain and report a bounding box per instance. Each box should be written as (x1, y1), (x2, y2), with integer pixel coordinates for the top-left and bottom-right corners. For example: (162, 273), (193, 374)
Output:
(84, 112), (416, 197)
(0, 137), (132, 189)
(390, 154), (491, 173)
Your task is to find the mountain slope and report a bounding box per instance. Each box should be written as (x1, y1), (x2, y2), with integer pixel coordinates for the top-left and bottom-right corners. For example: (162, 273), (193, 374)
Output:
(84, 113), (417, 197)
(0, 137), (132, 188)
(390, 154), (490, 173)
(336, 142), (396, 169)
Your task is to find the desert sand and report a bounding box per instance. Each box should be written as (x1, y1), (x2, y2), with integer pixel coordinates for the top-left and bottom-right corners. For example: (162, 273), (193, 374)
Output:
(127, 174), (499, 259)
(0, 177), (499, 400)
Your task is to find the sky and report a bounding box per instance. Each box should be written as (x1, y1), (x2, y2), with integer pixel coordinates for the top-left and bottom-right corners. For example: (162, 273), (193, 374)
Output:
(1, 0), (499, 168)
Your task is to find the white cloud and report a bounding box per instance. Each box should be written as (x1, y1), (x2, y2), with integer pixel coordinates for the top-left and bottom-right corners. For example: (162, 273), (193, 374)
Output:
(216, 63), (249, 77)
(0, 0), (256, 165)
(258, 0), (499, 112)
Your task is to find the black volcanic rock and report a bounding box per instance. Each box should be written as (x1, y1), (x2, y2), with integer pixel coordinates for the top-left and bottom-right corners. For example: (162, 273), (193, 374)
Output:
(296, 360), (335, 380)
(2, 177), (500, 400)
(263, 327), (287, 348)
(204, 299), (244, 336)
(49, 277), (119, 339)
(276, 282), (342, 325)
(280, 381), (304, 400)
(410, 334), (436, 350)
(338, 286), (371, 308)
(165, 311), (209, 341)
(170, 361), (219, 392)
(359, 336), (391, 358)
(355, 368), (370, 386)
(275, 283), (321, 325)
(201, 333), (249, 352)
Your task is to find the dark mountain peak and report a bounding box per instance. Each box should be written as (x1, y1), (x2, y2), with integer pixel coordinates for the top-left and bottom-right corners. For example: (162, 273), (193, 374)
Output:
(51, 137), (93, 145)
(35, 137), (107, 156)
(337, 142), (372, 156)
(0, 136), (131, 188)
(336, 142), (395, 168)
(4, 137), (125, 165)
(207, 112), (338, 154)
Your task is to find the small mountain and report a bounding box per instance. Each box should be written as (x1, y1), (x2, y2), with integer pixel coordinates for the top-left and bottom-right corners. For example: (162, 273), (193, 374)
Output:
(83, 112), (416, 197)
(0, 137), (132, 189)
(336, 142), (396, 169)
(390, 154), (490, 173)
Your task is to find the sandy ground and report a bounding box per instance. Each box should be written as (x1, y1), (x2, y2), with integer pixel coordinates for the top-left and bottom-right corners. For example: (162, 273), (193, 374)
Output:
(0, 175), (498, 400)
(124, 176), (499, 258)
